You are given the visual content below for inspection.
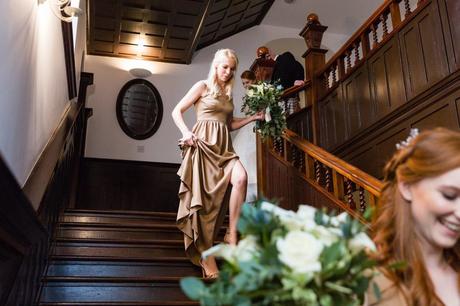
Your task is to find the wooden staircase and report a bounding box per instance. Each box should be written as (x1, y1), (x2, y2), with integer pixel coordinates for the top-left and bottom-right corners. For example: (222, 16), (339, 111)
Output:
(37, 209), (208, 305)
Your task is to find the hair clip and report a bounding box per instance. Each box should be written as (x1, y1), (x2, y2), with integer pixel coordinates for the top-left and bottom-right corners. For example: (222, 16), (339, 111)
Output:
(396, 128), (419, 150)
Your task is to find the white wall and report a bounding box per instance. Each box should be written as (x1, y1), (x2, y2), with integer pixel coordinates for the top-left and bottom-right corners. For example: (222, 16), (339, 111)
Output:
(0, 0), (77, 186)
(84, 24), (347, 199)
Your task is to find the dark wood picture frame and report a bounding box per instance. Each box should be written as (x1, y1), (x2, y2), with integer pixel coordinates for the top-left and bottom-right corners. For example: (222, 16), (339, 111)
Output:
(116, 79), (163, 140)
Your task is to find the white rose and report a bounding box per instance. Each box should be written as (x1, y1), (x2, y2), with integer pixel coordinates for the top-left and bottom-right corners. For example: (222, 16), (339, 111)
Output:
(311, 225), (340, 247)
(348, 232), (376, 253)
(296, 205), (318, 230)
(330, 212), (349, 227)
(235, 235), (259, 261)
(261, 201), (303, 231)
(265, 107), (272, 122)
(247, 89), (254, 97)
(277, 231), (323, 275)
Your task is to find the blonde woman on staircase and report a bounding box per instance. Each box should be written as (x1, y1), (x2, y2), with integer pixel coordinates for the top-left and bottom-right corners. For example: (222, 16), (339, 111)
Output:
(367, 127), (460, 306)
(171, 49), (264, 279)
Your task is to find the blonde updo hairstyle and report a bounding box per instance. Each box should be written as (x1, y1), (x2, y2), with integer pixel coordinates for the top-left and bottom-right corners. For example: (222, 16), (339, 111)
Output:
(373, 127), (460, 306)
(206, 48), (239, 98)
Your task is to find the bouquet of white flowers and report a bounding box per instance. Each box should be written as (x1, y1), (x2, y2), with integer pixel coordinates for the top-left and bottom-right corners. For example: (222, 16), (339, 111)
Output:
(181, 200), (378, 306)
(241, 82), (286, 139)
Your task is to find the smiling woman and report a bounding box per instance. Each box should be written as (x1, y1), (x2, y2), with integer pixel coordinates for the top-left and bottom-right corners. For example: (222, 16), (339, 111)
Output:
(369, 127), (460, 306)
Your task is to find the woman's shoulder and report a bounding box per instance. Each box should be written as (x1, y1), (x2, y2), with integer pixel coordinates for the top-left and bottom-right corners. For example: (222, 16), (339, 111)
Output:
(366, 270), (408, 306)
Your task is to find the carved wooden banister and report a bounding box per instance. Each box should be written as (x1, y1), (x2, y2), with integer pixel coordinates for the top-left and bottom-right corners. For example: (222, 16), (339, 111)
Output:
(281, 80), (312, 99)
(283, 129), (382, 196)
(316, 0), (430, 97)
(261, 129), (383, 224)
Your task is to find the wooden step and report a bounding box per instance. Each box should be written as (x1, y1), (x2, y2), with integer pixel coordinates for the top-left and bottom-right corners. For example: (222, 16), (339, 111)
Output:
(56, 226), (184, 242)
(39, 282), (196, 304)
(46, 260), (201, 279)
(55, 227), (225, 244)
(61, 215), (175, 227)
(52, 242), (186, 260)
(65, 209), (178, 219)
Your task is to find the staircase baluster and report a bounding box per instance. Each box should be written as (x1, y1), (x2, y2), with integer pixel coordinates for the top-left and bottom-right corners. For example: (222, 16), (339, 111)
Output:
(371, 24), (378, 48)
(345, 178), (356, 210)
(404, 0), (411, 17)
(325, 167), (331, 192)
(381, 14), (389, 37)
(359, 187), (366, 214)
(354, 42), (360, 65)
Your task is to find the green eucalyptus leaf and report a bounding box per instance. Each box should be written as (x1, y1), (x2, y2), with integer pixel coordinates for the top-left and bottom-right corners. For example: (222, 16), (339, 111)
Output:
(180, 277), (206, 300)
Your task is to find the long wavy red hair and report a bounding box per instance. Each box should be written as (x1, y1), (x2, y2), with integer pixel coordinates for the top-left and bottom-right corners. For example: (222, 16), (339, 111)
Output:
(372, 127), (460, 305)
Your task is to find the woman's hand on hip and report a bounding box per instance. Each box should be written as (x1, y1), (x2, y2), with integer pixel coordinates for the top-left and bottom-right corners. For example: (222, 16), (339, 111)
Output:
(179, 131), (197, 147)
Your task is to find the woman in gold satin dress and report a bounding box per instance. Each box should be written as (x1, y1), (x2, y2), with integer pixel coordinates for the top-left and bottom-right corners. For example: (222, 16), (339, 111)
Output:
(171, 49), (264, 278)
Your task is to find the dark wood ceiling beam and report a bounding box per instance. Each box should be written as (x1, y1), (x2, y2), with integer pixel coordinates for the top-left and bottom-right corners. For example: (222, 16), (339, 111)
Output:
(185, 0), (214, 64)
(210, 0), (234, 42)
(159, 0), (176, 61)
(113, 1), (123, 56)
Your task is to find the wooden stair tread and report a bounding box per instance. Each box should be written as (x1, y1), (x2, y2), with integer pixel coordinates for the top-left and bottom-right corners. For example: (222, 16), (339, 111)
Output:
(56, 227), (184, 241)
(46, 260), (201, 278)
(65, 209), (178, 218)
(40, 282), (192, 303)
(50, 255), (190, 263)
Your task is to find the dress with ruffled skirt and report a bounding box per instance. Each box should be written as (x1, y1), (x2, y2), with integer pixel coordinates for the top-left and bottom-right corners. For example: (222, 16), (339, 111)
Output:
(176, 92), (238, 266)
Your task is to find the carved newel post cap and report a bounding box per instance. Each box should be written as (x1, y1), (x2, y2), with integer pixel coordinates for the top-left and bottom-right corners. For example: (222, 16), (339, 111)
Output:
(299, 13), (328, 49)
(256, 46), (270, 58)
(307, 13), (320, 25)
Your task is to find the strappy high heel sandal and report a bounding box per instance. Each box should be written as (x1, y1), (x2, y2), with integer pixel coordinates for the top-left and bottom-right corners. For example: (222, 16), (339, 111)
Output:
(200, 259), (219, 280)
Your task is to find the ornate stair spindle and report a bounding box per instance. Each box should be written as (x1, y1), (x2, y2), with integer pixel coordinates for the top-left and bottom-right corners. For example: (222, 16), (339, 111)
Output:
(359, 187), (366, 214)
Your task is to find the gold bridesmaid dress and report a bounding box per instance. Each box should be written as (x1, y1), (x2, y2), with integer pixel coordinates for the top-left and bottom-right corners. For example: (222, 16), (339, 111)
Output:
(176, 92), (238, 266)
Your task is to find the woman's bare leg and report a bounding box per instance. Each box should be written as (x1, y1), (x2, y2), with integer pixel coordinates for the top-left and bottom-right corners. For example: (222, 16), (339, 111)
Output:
(227, 160), (247, 245)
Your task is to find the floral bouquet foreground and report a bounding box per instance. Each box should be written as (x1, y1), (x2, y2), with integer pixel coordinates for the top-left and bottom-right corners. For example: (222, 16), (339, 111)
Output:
(241, 82), (286, 139)
(180, 200), (378, 306)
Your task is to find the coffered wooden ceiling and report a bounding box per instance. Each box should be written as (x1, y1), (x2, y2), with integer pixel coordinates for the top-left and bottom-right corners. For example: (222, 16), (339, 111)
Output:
(87, 0), (274, 64)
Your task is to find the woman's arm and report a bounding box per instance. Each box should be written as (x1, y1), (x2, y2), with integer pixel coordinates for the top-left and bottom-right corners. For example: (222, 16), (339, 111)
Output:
(228, 112), (264, 131)
(171, 81), (206, 146)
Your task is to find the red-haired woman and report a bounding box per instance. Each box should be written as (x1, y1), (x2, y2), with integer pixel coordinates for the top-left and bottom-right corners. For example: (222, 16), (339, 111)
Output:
(368, 127), (460, 305)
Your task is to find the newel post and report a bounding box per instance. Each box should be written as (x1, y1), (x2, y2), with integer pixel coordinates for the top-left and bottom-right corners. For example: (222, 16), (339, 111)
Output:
(299, 13), (328, 145)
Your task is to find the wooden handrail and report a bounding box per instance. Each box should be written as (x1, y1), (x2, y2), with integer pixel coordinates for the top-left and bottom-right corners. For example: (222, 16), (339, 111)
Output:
(318, 0), (394, 76)
(260, 128), (383, 224)
(281, 80), (312, 99)
(316, 0), (428, 90)
(283, 129), (383, 196)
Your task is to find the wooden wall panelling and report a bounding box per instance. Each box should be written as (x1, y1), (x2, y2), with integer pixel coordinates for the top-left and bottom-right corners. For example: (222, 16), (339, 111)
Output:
(287, 107), (313, 142)
(367, 36), (407, 119)
(348, 127), (407, 179)
(0, 155), (48, 306)
(411, 96), (460, 130)
(438, 0), (460, 71)
(399, 0), (450, 100)
(76, 158), (181, 212)
(318, 86), (346, 150)
(265, 154), (290, 210)
(338, 84), (460, 177)
(342, 64), (373, 138)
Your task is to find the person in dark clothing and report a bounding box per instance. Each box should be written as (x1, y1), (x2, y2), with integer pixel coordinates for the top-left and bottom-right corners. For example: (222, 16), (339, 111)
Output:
(264, 47), (305, 114)
(270, 50), (305, 91)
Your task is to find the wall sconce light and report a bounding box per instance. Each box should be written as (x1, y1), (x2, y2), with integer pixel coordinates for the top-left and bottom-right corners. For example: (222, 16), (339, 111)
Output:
(38, 0), (83, 23)
(129, 68), (152, 78)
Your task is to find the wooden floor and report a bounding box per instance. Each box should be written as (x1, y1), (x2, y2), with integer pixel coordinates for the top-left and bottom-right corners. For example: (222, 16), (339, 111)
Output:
(37, 209), (224, 305)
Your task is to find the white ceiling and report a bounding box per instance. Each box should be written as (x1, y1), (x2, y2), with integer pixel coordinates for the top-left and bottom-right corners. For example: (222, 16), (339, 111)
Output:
(262, 0), (384, 35)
